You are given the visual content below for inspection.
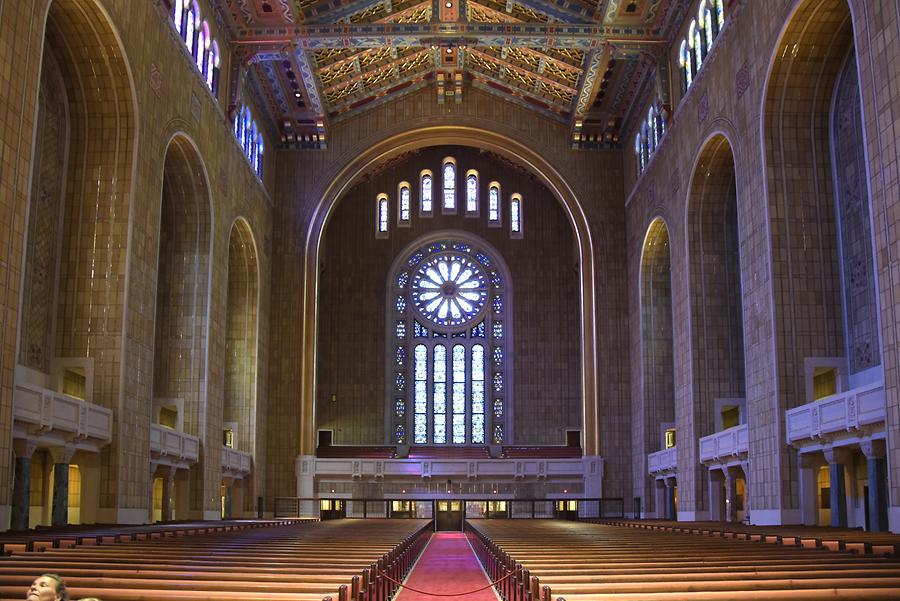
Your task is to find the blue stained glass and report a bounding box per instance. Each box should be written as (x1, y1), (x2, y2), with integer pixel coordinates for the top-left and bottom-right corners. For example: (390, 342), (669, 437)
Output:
(491, 271), (502, 288)
(471, 322), (486, 338)
(493, 347), (503, 366)
(428, 242), (447, 253)
(475, 252), (492, 267)
(396, 321), (406, 338)
(414, 356), (427, 380)
(422, 175), (433, 214)
(466, 175), (477, 213)
(407, 252), (424, 267)
(414, 321), (429, 338)
(414, 415), (427, 444)
(453, 383), (465, 414)
(432, 331), (447, 338)
(493, 424), (504, 444)
(396, 346), (406, 367)
(493, 373), (503, 392)
(472, 383), (484, 414)
(396, 296), (407, 312)
(414, 386), (427, 414)
(452, 415), (466, 444)
(395, 399), (406, 418)
(452, 242), (471, 253)
(452, 331), (466, 338)
(472, 414), (484, 444)
(443, 163), (456, 209)
(411, 253), (488, 327)
(395, 424), (405, 443)
(492, 296), (503, 314)
(434, 345), (446, 380)
(398, 272), (409, 288)
(396, 373), (406, 392)
(400, 187), (411, 222)
(472, 345), (484, 380)
(492, 322), (503, 339)
(493, 399), (503, 418)
(434, 415), (446, 444)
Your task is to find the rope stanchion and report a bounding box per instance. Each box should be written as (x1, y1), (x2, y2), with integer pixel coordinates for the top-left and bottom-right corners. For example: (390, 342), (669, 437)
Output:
(377, 568), (515, 597)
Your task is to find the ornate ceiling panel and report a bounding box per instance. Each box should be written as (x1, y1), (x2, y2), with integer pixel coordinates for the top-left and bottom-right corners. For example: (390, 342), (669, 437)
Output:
(214, 0), (681, 149)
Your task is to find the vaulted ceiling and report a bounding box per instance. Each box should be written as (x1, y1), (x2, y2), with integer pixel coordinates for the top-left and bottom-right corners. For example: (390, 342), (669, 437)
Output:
(214, 0), (684, 149)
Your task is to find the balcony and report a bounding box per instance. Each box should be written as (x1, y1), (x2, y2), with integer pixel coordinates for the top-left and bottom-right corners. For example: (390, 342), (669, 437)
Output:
(786, 381), (885, 449)
(699, 424), (749, 466)
(648, 446), (677, 476)
(150, 423), (199, 470)
(13, 381), (112, 451)
(222, 446), (252, 478)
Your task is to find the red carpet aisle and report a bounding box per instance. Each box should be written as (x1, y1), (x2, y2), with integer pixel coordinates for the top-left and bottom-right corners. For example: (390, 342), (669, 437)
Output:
(396, 532), (499, 601)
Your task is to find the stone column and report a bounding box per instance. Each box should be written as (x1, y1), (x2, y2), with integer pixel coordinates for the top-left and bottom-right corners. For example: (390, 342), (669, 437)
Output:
(724, 468), (738, 523)
(740, 460), (751, 522)
(860, 440), (888, 532)
(11, 440), (37, 530)
(798, 452), (819, 526)
(665, 477), (677, 521)
(48, 446), (75, 527)
(824, 446), (850, 528)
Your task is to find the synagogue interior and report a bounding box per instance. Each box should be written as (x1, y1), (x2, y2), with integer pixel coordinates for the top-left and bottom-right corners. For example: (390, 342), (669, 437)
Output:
(2, 0), (900, 599)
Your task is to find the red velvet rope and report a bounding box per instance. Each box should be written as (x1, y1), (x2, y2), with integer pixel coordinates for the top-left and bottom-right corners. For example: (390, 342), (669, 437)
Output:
(377, 568), (515, 597)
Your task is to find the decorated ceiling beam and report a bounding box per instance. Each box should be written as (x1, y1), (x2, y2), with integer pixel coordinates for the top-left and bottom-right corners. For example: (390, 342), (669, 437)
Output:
(231, 21), (667, 49)
(298, 0), (391, 23)
(510, 0), (600, 23)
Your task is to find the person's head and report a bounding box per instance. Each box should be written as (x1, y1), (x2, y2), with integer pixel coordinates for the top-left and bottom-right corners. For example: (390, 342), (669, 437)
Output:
(26, 574), (67, 601)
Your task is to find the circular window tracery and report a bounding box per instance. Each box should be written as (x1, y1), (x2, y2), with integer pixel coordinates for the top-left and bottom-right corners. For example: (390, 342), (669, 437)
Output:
(411, 253), (488, 328)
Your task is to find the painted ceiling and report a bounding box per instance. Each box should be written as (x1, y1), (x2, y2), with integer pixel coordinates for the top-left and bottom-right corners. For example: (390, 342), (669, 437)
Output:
(213, 0), (685, 149)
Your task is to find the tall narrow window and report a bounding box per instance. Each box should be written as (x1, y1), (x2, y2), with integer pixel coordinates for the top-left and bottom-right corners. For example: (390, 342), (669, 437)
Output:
(376, 195), (389, 238)
(414, 345), (427, 444)
(196, 23), (207, 68)
(510, 195), (523, 238)
(421, 172), (433, 216)
(680, 41), (692, 90)
(174, 0), (185, 35)
(691, 21), (703, 71)
(433, 345), (447, 444)
(442, 160), (456, 212)
(206, 41), (219, 92)
(255, 135), (264, 178)
(465, 172), (478, 215)
(715, 0), (724, 30)
(488, 184), (501, 227)
(185, 7), (196, 55)
(388, 238), (511, 446)
(471, 344), (485, 443)
(398, 183), (411, 226)
(703, 8), (714, 53)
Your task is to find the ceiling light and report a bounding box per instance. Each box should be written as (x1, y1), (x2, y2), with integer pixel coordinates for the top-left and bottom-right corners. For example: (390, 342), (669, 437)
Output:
(445, 1), (452, 7)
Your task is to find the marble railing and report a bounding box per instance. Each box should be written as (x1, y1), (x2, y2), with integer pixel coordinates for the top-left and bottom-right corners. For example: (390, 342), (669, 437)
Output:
(150, 423), (200, 469)
(786, 381), (885, 446)
(222, 446), (252, 478)
(648, 446), (677, 475)
(13, 381), (112, 450)
(699, 424), (749, 463)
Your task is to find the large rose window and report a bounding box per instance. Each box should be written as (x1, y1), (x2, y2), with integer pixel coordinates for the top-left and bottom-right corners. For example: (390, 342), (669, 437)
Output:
(411, 253), (488, 328)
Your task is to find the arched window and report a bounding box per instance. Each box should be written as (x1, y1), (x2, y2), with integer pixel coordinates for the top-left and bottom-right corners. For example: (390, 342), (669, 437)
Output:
(185, 6), (196, 55)
(207, 41), (220, 93)
(714, 0), (725, 31)
(173, 0), (186, 35)
(649, 108), (659, 149)
(232, 104), (265, 180)
(690, 20), (702, 73)
(420, 172), (433, 216)
(196, 22), (208, 70)
(636, 133), (645, 173)
(398, 183), (411, 226)
(255, 134), (264, 178)
(465, 172), (478, 215)
(680, 41), (692, 90)
(442, 159), (456, 212)
(488, 183), (501, 226)
(388, 238), (511, 445)
(510, 194), (523, 238)
(376, 194), (389, 238)
(703, 7), (714, 53)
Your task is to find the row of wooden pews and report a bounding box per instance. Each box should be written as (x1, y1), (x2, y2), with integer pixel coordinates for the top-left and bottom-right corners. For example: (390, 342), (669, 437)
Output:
(599, 519), (900, 557)
(468, 519), (900, 600)
(0, 519), (431, 601)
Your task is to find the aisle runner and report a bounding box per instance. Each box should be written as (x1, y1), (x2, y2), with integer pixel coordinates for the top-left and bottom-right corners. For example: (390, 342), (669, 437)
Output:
(396, 532), (499, 601)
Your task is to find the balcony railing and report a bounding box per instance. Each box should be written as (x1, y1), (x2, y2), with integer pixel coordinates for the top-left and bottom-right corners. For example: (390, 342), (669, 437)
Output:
(13, 381), (112, 450)
(786, 381), (885, 446)
(648, 446), (677, 475)
(699, 424), (749, 464)
(150, 423), (199, 468)
(222, 446), (252, 478)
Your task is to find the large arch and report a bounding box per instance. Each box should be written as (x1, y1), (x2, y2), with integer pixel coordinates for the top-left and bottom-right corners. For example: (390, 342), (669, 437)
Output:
(152, 133), (213, 519)
(685, 133), (747, 519)
(637, 217), (675, 517)
(299, 127), (599, 459)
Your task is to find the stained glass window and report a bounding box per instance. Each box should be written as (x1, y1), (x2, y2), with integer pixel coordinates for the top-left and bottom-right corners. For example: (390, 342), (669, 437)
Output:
(488, 185), (501, 226)
(185, 8), (196, 55)
(395, 424), (405, 443)
(466, 174), (478, 214)
(411, 254), (488, 327)
(471, 345), (485, 443)
(206, 41), (219, 92)
(399, 185), (411, 225)
(443, 162), (456, 211)
(377, 196), (389, 236)
(421, 174), (433, 215)
(680, 41), (692, 90)
(692, 21), (703, 70)
(715, 0), (724, 29)
(493, 424), (504, 444)
(493, 399), (504, 418)
(433, 345), (447, 444)
(388, 238), (510, 447)
(510, 196), (522, 237)
(703, 9), (714, 53)
(196, 24), (207, 69)
(174, 0), (185, 34)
